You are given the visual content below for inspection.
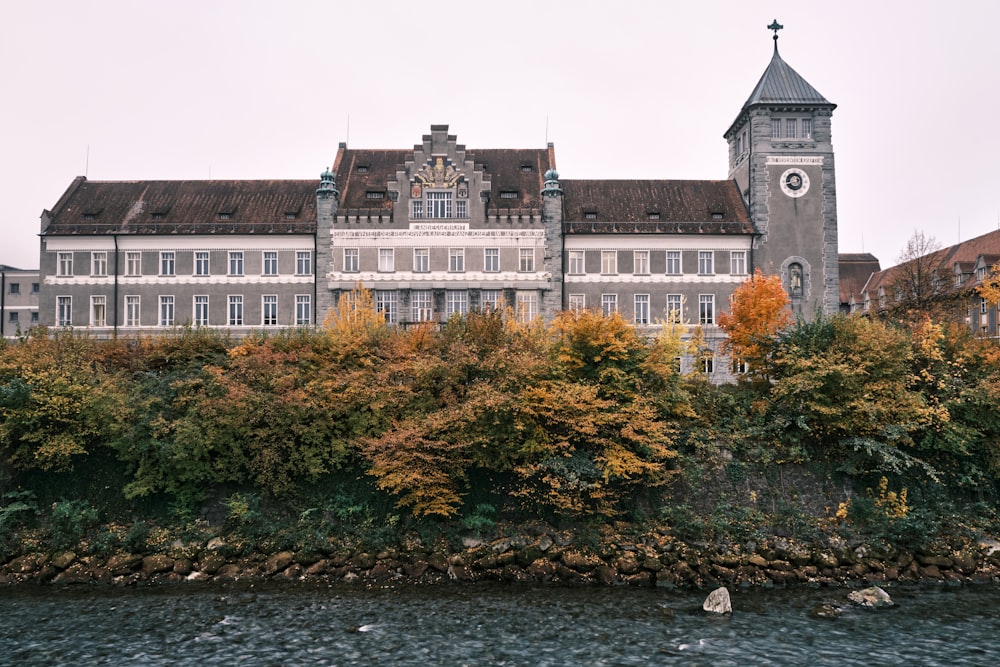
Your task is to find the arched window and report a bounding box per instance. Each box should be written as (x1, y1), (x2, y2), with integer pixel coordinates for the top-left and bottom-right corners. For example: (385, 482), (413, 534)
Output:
(789, 263), (804, 297)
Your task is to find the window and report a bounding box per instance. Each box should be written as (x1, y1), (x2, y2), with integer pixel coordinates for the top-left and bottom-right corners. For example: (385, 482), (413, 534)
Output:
(666, 251), (681, 275)
(427, 191), (453, 219)
(8, 312), (17, 324)
(58, 252), (73, 276)
(519, 248), (534, 272)
(160, 252), (175, 276)
(500, 191), (518, 199)
(90, 296), (106, 327)
(411, 200), (424, 219)
(484, 248), (499, 273)
(601, 294), (617, 316)
(584, 212), (597, 220)
(983, 298), (989, 315)
(31, 312), (38, 323)
(481, 290), (502, 311)
(568, 294), (586, 311)
(262, 251), (278, 276)
(698, 251), (714, 275)
(91, 252), (107, 276)
(634, 294), (650, 324)
(802, 119), (813, 139)
(378, 248), (394, 272)
(411, 290), (433, 322)
(126, 252), (141, 276)
(296, 295), (311, 325)
(456, 200), (467, 219)
(159, 296), (174, 327)
(785, 118), (797, 138)
(375, 290), (397, 323)
(699, 294), (715, 325)
(516, 291), (538, 322)
(194, 296), (210, 326)
(568, 250), (585, 275)
(446, 289), (468, 316)
(771, 118), (781, 139)
(634, 250), (649, 275)
(31, 283), (39, 294)
(195, 251), (210, 276)
(8, 283), (18, 295)
(702, 356), (715, 374)
(449, 248), (464, 272)
(228, 252), (244, 276)
(648, 212), (661, 221)
(344, 248), (359, 272)
(57, 296), (72, 326)
(413, 248), (429, 273)
(366, 191), (384, 200)
(733, 358), (748, 375)
(296, 251), (312, 275)
(262, 295), (277, 325)
(667, 294), (683, 324)
(731, 251), (747, 275)
(601, 250), (617, 275)
(125, 296), (140, 327)
(228, 295), (243, 326)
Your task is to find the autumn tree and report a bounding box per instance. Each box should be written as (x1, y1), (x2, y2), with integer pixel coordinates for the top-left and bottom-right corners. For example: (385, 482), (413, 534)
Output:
(977, 262), (1000, 310)
(718, 269), (793, 383)
(884, 230), (961, 321)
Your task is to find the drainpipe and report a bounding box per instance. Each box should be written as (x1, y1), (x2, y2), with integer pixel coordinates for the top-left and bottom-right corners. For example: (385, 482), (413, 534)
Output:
(1, 270), (5, 338)
(113, 234), (120, 337)
(313, 231), (318, 325)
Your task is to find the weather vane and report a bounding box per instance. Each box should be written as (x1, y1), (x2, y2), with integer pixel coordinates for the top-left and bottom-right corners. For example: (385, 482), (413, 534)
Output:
(768, 19), (783, 42)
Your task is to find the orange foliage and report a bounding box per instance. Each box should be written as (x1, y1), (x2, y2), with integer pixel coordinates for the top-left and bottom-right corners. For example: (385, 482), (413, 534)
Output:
(718, 269), (793, 381)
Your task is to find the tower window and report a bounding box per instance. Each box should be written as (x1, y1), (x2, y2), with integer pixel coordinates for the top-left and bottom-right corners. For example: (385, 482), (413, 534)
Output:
(771, 118), (781, 139)
(802, 119), (812, 139)
(785, 118), (797, 138)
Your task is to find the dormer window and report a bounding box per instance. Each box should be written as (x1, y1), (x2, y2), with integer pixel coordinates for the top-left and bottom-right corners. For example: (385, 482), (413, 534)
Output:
(520, 165), (533, 173)
(83, 213), (97, 221)
(357, 166), (369, 174)
(219, 213), (231, 220)
(152, 213), (165, 220)
(711, 212), (724, 221)
(284, 212), (298, 220)
(648, 212), (661, 221)
(366, 191), (384, 200)
(500, 191), (518, 199)
(584, 211), (597, 220)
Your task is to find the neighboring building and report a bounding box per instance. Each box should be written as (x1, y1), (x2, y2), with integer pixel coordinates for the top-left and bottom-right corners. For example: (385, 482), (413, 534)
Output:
(838, 253), (881, 313)
(0, 265), (40, 338)
(855, 228), (1000, 338)
(35, 27), (847, 378)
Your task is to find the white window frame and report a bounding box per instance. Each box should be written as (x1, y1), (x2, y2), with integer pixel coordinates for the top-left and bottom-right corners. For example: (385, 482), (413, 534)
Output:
(228, 251), (244, 276)
(375, 290), (397, 323)
(296, 251), (311, 275)
(699, 294), (715, 325)
(568, 294), (585, 311)
(456, 199), (467, 219)
(666, 251), (682, 275)
(449, 248), (465, 273)
(194, 295), (210, 326)
(568, 250), (585, 275)
(601, 250), (617, 275)
(446, 289), (468, 316)
(484, 248), (499, 273)
(634, 250), (649, 275)
(228, 295), (244, 326)
(481, 289), (502, 311)
(519, 248), (534, 273)
(262, 251), (278, 276)
(601, 293), (617, 316)
(90, 295), (106, 327)
(262, 295), (277, 326)
(413, 248), (429, 273)
(58, 252), (73, 277)
(411, 290), (433, 322)
(634, 294), (650, 325)
(698, 251), (714, 275)
(160, 252), (175, 277)
(802, 118), (813, 139)
(91, 252), (108, 277)
(125, 295), (140, 327)
(159, 295), (175, 327)
(57, 295), (72, 326)
(195, 251), (211, 276)
(516, 290), (538, 322)
(666, 294), (683, 324)
(427, 191), (453, 219)
(126, 251), (141, 277)
(411, 199), (424, 219)
(731, 251), (747, 275)
(295, 294), (311, 325)
(378, 248), (395, 272)
(344, 248), (359, 273)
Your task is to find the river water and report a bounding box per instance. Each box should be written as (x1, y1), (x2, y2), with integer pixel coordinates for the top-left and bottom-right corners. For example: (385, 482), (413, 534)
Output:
(1, 581), (998, 666)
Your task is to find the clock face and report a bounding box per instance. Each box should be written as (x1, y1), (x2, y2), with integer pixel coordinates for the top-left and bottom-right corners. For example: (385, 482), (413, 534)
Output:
(779, 168), (810, 198)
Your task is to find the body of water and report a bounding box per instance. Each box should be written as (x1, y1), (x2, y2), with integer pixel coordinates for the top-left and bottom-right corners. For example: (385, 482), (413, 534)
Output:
(2, 581), (998, 666)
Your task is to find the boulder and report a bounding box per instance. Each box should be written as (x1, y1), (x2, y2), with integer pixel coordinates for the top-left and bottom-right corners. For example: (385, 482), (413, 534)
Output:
(847, 585), (894, 608)
(142, 554), (175, 576)
(702, 586), (732, 614)
(51, 551), (77, 570)
(264, 551), (295, 576)
(105, 553), (142, 575)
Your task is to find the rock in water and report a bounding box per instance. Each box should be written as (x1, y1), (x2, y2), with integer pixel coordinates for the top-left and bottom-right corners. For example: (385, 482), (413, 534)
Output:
(848, 586), (894, 608)
(702, 586), (732, 614)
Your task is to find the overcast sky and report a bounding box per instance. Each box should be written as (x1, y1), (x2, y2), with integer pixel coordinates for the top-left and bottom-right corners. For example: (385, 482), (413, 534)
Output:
(3, 1), (998, 270)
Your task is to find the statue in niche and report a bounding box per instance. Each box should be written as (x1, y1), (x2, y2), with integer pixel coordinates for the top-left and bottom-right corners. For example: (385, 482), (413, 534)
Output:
(789, 263), (803, 297)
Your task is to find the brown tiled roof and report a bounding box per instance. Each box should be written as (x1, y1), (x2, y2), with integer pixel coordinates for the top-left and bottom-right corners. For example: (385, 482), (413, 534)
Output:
(333, 147), (551, 214)
(561, 180), (753, 234)
(42, 178), (317, 235)
(863, 228), (1000, 296)
(838, 253), (881, 305)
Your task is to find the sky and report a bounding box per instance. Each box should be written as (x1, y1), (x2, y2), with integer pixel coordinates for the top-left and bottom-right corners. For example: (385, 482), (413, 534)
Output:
(3, 0), (999, 270)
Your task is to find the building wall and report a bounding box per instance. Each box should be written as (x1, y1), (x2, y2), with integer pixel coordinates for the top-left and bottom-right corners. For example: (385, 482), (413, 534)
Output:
(1, 268), (40, 337)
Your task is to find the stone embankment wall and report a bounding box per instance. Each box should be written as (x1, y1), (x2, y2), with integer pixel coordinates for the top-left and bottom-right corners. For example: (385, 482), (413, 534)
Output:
(4, 529), (1000, 588)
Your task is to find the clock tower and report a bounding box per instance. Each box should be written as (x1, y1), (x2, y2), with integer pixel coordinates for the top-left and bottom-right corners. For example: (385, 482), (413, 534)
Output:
(724, 21), (839, 318)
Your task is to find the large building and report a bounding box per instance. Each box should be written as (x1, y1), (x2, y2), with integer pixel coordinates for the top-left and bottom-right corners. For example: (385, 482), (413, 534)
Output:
(35, 28), (843, 377)
(0, 265), (40, 338)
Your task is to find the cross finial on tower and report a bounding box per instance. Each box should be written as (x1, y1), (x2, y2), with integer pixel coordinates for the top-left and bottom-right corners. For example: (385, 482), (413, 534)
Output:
(768, 19), (783, 41)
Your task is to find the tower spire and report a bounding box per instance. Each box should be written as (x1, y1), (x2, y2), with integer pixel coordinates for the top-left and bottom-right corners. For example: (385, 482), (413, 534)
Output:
(768, 19), (783, 52)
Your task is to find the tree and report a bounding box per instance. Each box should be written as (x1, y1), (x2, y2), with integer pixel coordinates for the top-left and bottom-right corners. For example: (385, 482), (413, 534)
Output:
(977, 262), (1000, 310)
(718, 269), (793, 383)
(885, 230), (953, 320)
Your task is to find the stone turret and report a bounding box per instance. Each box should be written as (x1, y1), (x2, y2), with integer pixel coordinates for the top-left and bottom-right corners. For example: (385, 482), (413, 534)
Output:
(315, 160), (341, 322)
(541, 160), (564, 319)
